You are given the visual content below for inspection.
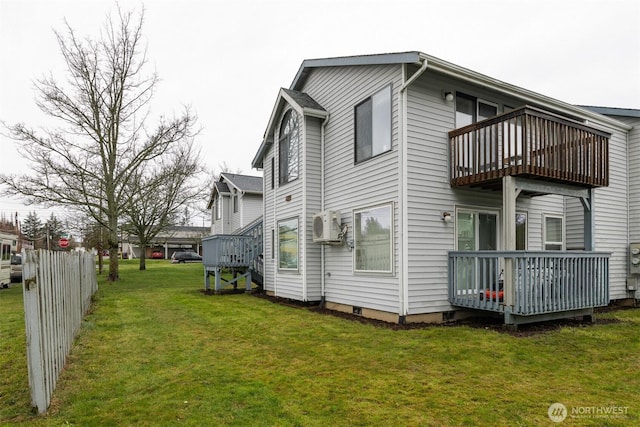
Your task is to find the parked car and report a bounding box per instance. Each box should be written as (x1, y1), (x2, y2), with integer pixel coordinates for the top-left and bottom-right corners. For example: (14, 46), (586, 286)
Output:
(151, 251), (164, 259)
(171, 251), (202, 263)
(10, 254), (22, 283)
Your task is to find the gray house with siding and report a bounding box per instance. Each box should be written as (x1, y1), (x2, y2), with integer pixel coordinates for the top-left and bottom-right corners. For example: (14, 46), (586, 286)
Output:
(207, 173), (263, 235)
(249, 51), (638, 325)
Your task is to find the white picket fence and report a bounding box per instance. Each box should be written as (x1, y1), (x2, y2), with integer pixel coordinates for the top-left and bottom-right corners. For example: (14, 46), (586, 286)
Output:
(22, 249), (98, 414)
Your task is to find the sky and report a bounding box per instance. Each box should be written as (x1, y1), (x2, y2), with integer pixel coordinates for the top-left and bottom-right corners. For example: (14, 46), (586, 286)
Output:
(1, 0), (639, 226)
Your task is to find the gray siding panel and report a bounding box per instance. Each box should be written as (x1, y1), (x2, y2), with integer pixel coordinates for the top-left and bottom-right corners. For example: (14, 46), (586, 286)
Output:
(304, 116), (323, 301)
(301, 64), (403, 314)
(617, 117), (640, 242)
(593, 128), (629, 299)
(264, 153), (275, 292)
(241, 194), (263, 228)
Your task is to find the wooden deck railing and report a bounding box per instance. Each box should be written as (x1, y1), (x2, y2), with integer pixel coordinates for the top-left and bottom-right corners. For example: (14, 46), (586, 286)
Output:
(449, 106), (610, 188)
(448, 251), (610, 317)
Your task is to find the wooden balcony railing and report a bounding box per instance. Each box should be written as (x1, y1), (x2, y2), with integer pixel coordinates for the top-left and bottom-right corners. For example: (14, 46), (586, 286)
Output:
(449, 106), (610, 188)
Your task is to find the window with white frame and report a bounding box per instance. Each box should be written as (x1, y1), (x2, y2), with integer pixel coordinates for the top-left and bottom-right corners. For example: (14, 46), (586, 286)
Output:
(215, 196), (222, 220)
(233, 194), (238, 213)
(355, 85), (392, 163)
(279, 110), (299, 185)
(544, 214), (564, 250)
(278, 217), (298, 270)
(354, 204), (393, 273)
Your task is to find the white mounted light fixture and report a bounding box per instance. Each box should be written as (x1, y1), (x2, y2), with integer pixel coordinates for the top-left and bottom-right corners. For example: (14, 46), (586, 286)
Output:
(442, 211), (453, 223)
(443, 91), (454, 102)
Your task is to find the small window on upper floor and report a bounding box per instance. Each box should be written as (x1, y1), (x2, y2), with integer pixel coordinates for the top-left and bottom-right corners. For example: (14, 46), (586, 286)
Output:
(279, 110), (299, 185)
(355, 85), (392, 164)
(233, 195), (238, 213)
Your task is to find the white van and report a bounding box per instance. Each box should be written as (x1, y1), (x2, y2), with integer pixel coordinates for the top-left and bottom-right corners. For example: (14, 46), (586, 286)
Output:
(0, 232), (18, 288)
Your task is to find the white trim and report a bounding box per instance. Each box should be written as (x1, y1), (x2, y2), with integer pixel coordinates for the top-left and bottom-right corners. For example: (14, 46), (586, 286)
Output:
(455, 207), (502, 251)
(352, 202), (394, 275)
(277, 216), (300, 272)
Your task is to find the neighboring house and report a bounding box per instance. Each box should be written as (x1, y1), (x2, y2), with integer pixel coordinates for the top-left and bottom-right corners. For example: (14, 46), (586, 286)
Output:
(250, 51), (638, 326)
(207, 173), (263, 235)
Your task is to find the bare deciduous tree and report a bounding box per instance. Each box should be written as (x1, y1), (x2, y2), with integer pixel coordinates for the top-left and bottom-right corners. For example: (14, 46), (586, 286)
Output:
(122, 141), (207, 271)
(0, 7), (197, 281)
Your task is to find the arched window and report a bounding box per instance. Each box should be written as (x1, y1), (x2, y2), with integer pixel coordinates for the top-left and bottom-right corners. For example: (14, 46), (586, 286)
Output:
(279, 109), (299, 185)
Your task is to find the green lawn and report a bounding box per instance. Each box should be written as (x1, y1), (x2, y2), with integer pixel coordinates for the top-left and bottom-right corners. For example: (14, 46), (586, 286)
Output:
(1, 260), (639, 426)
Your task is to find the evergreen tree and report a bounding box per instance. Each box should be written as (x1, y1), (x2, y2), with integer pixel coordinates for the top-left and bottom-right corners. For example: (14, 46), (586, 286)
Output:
(45, 213), (66, 249)
(22, 211), (43, 244)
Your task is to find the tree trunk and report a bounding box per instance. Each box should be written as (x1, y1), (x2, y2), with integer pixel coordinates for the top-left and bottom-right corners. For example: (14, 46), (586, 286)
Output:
(108, 245), (119, 281)
(139, 244), (147, 271)
(107, 221), (119, 281)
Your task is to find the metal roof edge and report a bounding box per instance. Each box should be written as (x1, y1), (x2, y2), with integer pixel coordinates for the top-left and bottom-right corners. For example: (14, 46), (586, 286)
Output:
(579, 105), (640, 119)
(291, 51), (421, 90)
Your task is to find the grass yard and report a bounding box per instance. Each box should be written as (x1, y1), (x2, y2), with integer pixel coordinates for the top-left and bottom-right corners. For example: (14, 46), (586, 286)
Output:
(1, 260), (639, 426)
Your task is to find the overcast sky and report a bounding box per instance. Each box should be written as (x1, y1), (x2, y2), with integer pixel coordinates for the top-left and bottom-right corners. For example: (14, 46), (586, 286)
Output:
(1, 0), (639, 225)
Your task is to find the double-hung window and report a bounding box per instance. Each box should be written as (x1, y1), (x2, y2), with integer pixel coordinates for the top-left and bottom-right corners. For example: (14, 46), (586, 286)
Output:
(279, 110), (299, 185)
(354, 204), (393, 273)
(355, 85), (392, 163)
(544, 215), (564, 250)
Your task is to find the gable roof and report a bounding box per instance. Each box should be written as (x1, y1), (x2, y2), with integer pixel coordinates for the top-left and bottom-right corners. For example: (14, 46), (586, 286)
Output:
(290, 51), (422, 91)
(207, 173), (263, 209)
(221, 173), (263, 194)
(253, 51), (632, 169)
(252, 88), (327, 168)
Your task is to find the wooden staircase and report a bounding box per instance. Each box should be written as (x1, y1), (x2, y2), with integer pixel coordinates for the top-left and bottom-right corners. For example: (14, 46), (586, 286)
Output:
(202, 217), (263, 292)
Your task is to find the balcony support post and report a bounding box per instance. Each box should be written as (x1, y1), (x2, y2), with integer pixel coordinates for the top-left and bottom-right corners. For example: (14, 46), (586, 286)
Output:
(502, 176), (521, 308)
(581, 188), (595, 251)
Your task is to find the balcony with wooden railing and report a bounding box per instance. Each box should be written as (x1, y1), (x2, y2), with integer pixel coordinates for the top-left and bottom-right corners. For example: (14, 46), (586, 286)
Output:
(449, 106), (610, 190)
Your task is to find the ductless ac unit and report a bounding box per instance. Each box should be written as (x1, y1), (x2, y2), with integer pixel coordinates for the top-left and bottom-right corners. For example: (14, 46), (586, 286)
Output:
(313, 210), (342, 244)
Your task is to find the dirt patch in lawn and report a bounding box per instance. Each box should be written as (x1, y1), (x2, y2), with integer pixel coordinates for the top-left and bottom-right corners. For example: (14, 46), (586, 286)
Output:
(250, 292), (633, 337)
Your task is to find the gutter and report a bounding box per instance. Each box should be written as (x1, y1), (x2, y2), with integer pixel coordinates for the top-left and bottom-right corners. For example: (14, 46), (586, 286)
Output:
(320, 113), (330, 305)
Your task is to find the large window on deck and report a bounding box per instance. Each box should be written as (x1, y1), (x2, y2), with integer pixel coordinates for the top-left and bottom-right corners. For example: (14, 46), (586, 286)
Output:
(455, 93), (498, 172)
(354, 204), (393, 273)
(278, 217), (299, 270)
(355, 85), (392, 163)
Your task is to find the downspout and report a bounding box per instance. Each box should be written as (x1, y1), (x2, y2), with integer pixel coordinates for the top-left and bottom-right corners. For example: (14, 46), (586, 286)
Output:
(320, 114), (330, 307)
(398, 57), (428, 321)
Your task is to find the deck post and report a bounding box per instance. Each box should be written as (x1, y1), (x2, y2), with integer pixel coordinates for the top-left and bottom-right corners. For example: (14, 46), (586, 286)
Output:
(215, 267), (221, 292)
(246, 270), (252, 292)
(581, 188), (595, 251)
(502, 176), (520, 309)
